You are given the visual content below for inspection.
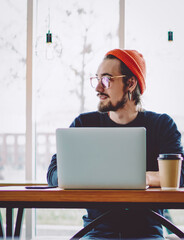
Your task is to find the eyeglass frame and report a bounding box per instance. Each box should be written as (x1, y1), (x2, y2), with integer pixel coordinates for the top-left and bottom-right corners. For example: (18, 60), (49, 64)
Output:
(90, 75), (127, 89)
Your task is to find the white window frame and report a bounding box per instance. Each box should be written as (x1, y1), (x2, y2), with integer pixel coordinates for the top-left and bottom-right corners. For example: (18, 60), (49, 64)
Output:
(25, 0), (35, 239)
(119, 0), (125, 49)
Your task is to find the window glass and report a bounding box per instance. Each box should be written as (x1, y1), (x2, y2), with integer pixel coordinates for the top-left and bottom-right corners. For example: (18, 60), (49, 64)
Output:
(0, 0), (27, 182)
(34, 0), (119, 182)
(125, 0), (184, 136)
(34, 0), (119, 238)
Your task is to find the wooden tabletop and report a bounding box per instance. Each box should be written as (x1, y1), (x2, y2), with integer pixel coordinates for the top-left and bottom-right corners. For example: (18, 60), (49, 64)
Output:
(0, 186), (184, 204)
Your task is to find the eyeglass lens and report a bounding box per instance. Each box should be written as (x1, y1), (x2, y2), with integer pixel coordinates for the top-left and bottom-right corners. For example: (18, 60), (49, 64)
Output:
(101, 76), (110, 88)
(91, 76), (110, 89)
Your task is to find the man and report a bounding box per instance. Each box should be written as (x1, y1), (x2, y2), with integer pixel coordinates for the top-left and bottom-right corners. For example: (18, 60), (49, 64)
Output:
(47, 49), (184, 239)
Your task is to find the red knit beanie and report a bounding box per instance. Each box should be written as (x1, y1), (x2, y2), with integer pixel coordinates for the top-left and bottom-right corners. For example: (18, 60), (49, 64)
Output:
(105, 49), (146, 94)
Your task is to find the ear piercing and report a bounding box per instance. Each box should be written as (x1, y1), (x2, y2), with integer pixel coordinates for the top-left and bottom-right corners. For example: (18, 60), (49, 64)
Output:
(128, 91), (132, 101)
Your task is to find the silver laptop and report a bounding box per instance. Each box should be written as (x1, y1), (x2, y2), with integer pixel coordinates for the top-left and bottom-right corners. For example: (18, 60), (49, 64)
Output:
(56, 127), (146, 189)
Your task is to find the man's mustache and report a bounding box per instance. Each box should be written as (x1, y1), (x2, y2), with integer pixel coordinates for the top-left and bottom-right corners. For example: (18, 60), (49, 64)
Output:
(97, 92), (109, 98)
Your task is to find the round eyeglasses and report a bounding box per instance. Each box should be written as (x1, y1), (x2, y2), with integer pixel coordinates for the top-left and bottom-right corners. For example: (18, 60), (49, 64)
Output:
(90, 75), (126, 89)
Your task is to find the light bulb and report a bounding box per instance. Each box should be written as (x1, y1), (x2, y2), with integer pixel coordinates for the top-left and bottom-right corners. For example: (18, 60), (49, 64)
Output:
(46, 30), (54, 60)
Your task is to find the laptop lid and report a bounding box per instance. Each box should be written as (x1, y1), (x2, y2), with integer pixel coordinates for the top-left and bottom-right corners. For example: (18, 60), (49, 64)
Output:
(56, 127), (146, 189)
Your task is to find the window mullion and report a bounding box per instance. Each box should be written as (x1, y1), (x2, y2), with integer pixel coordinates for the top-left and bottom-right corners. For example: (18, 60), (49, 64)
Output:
(119, 0), (125, 48)
(25, 0), (35, 239)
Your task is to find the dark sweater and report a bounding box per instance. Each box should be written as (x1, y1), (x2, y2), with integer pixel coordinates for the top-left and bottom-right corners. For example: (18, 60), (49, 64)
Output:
(47, 110), (184, 239)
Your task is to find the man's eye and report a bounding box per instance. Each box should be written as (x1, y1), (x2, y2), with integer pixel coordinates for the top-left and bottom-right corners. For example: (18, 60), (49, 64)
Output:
(102, 77), (110, 87)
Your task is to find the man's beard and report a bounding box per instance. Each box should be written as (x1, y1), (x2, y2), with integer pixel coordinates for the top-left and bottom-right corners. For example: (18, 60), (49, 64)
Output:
(98, 93), (128, 112)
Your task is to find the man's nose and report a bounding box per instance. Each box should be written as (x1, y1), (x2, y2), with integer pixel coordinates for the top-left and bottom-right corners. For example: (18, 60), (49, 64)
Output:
(95, 80), (104, 92)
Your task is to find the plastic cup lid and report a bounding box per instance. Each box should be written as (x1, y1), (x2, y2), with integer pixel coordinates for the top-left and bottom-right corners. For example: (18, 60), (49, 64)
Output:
(158, 153), (183, 160)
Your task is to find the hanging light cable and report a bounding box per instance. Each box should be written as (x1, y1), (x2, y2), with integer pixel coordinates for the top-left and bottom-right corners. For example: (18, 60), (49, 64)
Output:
(45, 6), (54, 59)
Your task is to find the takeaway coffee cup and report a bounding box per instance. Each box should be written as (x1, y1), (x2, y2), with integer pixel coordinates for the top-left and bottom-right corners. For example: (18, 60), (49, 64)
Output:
(157, 154), (183, 190)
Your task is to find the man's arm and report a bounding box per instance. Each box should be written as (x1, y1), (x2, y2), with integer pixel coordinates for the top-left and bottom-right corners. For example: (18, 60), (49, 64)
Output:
(47, 154), (58, 187)
(147, 113), (184, 188)
(159, 114), (184, 187)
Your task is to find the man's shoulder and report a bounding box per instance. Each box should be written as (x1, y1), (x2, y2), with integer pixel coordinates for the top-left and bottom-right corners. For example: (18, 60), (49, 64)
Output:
(142, 110), (175, 129)
(143, 110), (172, 121)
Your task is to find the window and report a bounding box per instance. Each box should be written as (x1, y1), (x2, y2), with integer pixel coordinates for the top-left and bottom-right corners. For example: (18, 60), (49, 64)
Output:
(34, 0), (119, 238)
(0, 0), (27, 182)
(0, 0), (119, 238)
(125, 0), (184, 134)
(125, 0), (184, 233)
(34, 0), (119, 182)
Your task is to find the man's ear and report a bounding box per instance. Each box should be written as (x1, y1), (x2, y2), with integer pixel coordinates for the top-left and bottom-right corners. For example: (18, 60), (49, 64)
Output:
(127, 76), (137, 92)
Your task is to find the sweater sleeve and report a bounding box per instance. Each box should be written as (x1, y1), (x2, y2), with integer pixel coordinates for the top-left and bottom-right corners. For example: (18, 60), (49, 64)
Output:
(158, 114), (184, 186)
(47, 154), (58, 187)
